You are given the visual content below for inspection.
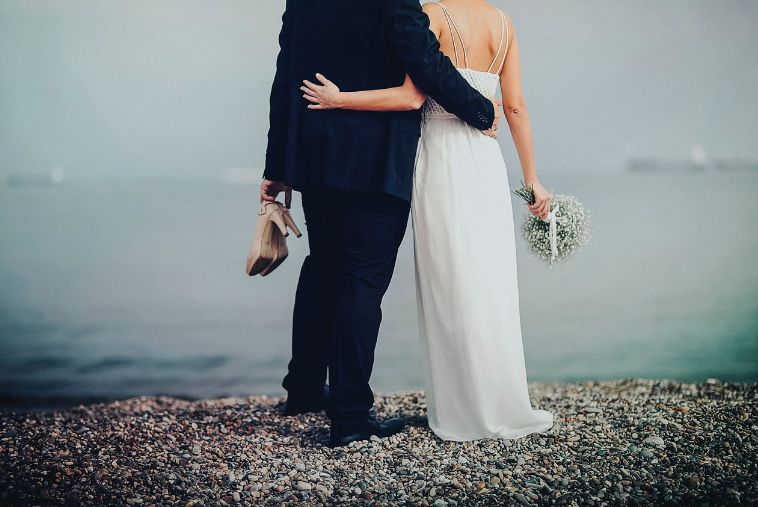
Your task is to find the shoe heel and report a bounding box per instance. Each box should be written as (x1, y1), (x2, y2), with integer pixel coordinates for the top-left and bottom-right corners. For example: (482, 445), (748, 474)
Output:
(270, 211), (289, 237)
(283, 211), (302, 238)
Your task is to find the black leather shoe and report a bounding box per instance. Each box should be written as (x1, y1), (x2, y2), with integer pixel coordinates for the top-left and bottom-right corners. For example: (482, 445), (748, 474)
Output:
(329, 416), (405, 448)
(283, 384), (329, 416)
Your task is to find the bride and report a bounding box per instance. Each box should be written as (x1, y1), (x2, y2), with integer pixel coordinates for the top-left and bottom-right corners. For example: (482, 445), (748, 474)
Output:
(301, 0), (554, 441)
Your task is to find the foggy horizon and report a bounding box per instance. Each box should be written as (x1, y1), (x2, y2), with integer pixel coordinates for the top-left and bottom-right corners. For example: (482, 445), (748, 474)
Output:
(1, 0), (757, 182)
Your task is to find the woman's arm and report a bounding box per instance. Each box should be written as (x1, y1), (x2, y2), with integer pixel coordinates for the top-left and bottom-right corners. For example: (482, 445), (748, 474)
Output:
(499, 16), (552, 219)
(301, 73), (426, 112)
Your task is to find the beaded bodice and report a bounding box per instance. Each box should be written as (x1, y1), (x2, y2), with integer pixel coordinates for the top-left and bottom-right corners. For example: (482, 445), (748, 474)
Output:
(423, 68), (500, 120)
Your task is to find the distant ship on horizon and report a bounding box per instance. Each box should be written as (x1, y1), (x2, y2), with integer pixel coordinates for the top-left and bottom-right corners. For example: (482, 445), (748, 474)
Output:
(6, 167), (66, 187)
(627, 145), (758, 172)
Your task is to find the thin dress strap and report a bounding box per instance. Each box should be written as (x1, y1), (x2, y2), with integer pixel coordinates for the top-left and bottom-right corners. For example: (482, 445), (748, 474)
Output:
(434, 2), (470, 69)
(486, 9), (506, 74)
(494, 10), (510, 75)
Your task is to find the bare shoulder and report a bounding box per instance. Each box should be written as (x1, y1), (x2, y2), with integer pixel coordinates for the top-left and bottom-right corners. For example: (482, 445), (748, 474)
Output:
(421, 1), (440, 14)
(421, 1), (443, 19)
(421, 1), (444, 35)
(482, 2), (516, 43)
(502, 10), (516, 42)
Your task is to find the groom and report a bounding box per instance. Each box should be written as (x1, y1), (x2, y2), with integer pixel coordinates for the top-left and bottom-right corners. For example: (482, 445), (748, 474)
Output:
(261, 0), (500, 447)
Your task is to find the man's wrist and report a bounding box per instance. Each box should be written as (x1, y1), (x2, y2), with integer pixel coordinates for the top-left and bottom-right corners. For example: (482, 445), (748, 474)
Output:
(263, 168), (283, 182)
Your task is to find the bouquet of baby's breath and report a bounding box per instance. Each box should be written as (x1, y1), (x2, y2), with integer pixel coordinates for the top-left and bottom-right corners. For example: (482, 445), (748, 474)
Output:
(513, 180), (591, 266)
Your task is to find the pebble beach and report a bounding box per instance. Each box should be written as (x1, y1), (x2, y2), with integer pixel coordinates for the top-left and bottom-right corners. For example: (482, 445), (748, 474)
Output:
(1, 378), (755, 506)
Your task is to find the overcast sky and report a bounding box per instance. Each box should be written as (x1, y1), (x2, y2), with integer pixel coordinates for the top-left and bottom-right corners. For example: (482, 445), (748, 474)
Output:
(1, 0), (756, 180)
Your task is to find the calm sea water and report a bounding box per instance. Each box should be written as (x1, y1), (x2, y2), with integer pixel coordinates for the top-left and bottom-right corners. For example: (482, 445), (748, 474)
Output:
(1, 170), (756, 408)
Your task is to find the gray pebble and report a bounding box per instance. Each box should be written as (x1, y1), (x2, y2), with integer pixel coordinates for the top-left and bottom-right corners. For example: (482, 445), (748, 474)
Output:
(515, 493), (530, 505)
(1, 379), (753, 507)
(643, 436), (665, 448)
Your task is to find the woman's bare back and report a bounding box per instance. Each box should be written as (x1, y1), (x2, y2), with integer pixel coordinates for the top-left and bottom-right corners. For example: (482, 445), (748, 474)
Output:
(423, 0), (512, 74)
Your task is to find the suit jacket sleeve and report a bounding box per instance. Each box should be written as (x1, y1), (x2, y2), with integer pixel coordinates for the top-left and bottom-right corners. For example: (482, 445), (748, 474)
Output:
(263, 3), (292, 182)
(383, 0), (495, 131)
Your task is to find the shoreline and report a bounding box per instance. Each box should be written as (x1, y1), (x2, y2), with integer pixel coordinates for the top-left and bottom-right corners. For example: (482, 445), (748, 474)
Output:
(1, 378), (755, 506)
(3, 375), (756, 415)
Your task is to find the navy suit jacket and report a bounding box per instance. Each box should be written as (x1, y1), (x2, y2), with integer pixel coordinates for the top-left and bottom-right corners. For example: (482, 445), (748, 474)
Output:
(263, 0), (495, 201)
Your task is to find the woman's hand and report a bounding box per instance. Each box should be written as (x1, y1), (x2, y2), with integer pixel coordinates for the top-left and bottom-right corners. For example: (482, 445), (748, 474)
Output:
(302, 73), (342, 110)
(526, 179), (552, 220)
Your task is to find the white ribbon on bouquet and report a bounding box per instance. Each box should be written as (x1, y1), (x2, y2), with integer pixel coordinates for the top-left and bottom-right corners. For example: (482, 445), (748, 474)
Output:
(540, 202), (564, 261)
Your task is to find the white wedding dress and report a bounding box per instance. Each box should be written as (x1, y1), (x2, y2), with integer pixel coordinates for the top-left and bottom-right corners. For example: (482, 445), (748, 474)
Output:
(412, 3), (554, 441)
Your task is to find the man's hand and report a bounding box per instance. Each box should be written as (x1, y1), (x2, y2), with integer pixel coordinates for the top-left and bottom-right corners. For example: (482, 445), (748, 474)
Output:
(260, 179), (292, 209)
(481, 98), (502, 138)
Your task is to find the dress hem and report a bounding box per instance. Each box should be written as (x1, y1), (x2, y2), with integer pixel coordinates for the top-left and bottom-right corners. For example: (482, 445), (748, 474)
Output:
(428, 419), (555, 442)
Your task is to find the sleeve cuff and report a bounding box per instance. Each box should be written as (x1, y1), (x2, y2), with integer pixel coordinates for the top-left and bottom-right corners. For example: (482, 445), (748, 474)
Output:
(478, 99), (495, 130)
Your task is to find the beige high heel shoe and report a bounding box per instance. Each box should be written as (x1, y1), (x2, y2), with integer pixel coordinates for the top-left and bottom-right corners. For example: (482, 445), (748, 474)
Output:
(246, 201), (302, 277)
(259, 219), (289, 277)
